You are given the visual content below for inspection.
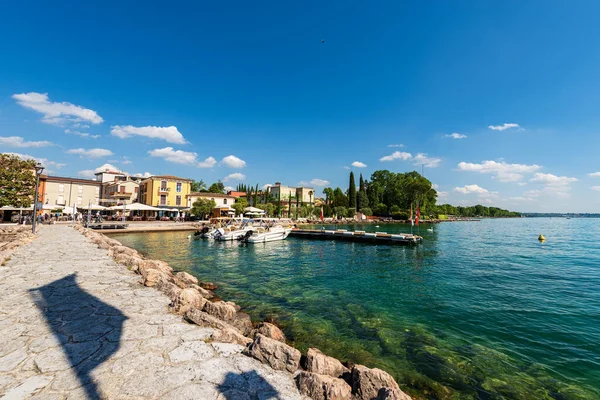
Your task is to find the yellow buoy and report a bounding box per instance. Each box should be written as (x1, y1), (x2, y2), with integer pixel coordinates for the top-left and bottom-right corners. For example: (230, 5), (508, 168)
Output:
(538, 234), (546, 241)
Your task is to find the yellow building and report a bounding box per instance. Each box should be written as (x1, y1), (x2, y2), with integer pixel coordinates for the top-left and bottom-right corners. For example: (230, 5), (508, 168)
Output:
(139, 175), (192, 210)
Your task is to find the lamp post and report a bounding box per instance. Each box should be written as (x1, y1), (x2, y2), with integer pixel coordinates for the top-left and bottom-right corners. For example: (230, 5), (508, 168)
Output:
(32, 163), (44, 234)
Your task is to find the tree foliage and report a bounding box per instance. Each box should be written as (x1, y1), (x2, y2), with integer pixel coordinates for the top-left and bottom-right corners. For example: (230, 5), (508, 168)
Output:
(190, 198), (215, 219)
(207, 181), (225, 194)
(348, 171), (357, 210)
(436, 204), (520, 218)
(190, 179), (207, 192)
(232, 197), (249, 216)
(0, 154), (37, 207)
(365, 170), (437, 214)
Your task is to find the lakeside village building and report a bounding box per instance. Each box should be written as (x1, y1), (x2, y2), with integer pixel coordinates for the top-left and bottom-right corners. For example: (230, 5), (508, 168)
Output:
(3, 166), (316, 221)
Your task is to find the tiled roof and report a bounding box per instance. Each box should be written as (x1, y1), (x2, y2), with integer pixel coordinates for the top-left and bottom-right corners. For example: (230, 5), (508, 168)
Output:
(187, 192), (235, 198)
(144, 175), (192, 181)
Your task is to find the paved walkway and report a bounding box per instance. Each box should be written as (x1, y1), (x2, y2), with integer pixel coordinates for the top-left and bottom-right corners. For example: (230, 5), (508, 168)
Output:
(0, 225), (306, 400)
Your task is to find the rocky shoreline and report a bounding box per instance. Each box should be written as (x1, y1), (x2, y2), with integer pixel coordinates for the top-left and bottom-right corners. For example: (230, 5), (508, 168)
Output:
(75, 224), (412, 400)
(0, 225), (36, 266)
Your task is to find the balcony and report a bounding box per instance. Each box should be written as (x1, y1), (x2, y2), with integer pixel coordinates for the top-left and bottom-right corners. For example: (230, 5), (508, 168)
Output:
(158, 187), (170, 194)
(108, 191), (133, 198)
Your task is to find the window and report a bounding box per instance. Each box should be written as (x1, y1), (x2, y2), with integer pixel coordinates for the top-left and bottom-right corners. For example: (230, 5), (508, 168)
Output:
(161, 180), (167, 190)
(77, 196), (82, 205)
(78, 185), (83, 194)
(160, 195), (167, 206)
(120, 186), (125, 193)
(176, 182), (182, 193)
(57, 195), (64, 204)
(223, 198), (228, 204)
(134, 187), (138, 193)
(59, 184), (64, 193)
(176, 195), (181, 206)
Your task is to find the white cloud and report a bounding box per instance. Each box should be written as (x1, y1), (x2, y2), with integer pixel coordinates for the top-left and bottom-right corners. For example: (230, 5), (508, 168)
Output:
(121, 159), (132, 165)
(310, 178), (330, 186)
(517, 182), (527, 186)
(221, 155), (246, 168)
(262, 184), (272, 190)
(437, 191), (448, 197)
(509, 197), (534, 202)
(432, 184), (439, 189)
(351, 161), (367, 168)
(588, 172), (600, 178)
(148, 147), (215, 168)
(64, 129), (100, 139)
(530, 173), (578, 186)
(133, 172), (153, 178)
(0, 136), (53, 148)
(224, 186), (235, 192)
(298, 181), (310, 186)
(111, 125), (186, 144)
(67, 148), (113, 158)
(12, 92), (103, 126)
(78, 163), (123, 179)
(413, 153), (441, 168)
(4, 152), (66, 172)
(343, 166), (351, 170)
(457, 160), (542, 182)
(453, 184), (491, 194)
(444, 133), (467, 139)
(198, 157), (217, 168)
(591, 186), (600, 191)
(380, 151), (412, 162)
(488, 123), (520, 131)
(223, 173), (245, 182)
(387, 144), (404, 148)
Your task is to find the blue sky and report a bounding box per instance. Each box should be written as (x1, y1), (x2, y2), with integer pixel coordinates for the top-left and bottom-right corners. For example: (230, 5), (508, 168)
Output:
(1, 1), (600, 212)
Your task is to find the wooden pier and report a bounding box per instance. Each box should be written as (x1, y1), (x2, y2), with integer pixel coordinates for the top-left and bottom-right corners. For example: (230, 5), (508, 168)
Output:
(289, 229), (423, 245)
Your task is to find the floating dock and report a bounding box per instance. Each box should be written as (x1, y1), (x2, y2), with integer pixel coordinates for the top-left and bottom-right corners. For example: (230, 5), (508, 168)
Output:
(289, 229), (423, 245)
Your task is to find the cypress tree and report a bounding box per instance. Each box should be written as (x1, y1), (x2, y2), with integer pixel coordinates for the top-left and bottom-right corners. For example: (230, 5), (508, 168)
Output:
(348, 171), (357, 210)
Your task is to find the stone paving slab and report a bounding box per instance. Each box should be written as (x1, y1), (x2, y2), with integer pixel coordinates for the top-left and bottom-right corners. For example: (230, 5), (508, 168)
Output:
(0, 225), (307, 399)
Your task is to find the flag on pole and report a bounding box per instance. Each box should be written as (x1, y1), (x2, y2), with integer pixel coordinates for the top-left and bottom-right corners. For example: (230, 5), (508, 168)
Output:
(320, 206), (324, 222)
(416, 204), (420, 226)
(410, 203), (414, 226)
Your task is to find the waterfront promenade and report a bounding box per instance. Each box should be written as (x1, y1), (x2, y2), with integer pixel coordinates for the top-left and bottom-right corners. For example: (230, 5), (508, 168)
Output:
(0, 225), (306, 399)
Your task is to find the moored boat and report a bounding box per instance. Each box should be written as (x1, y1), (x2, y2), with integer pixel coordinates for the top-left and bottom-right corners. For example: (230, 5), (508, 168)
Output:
(244, 225), (292, 243)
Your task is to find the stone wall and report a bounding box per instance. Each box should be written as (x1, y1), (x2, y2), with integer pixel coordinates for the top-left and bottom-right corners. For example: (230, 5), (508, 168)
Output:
(0, 226), (36, 266)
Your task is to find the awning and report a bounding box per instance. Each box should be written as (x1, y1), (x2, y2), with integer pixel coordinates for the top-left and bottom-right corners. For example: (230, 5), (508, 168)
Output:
(107, 203), (163, 211)
(244, 206), (265, 214)
(1, 205), (33, 211)
(77, 204), (106, 211)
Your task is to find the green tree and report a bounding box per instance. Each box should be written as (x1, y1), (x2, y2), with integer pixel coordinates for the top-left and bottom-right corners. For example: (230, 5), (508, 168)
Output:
(347, 208), (356, 218)
(322, 188), (333, 206)
(373, 203), (388, 215)
(190, 198), (215, 220)
(348, 171), (357, 210)
(208, 181), (225, 194)
(357, 173), (369, 210)
(360, 207), (373, 216)
(190, 179), (206, 192)
(0, 154), (37, 207)
(334, 206), (347, 218)
(332, 188), (348, 208)
(232, 197), (249, 216)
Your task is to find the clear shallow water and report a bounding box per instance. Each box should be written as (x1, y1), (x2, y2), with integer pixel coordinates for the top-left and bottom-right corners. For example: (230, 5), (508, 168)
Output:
(114, 219), (600, 399)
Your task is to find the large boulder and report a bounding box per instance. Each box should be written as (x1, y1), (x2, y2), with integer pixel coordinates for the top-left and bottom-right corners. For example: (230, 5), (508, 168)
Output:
(244, 334), (301, 373)
(351, 365), (402, 400)
(212, 327), (252, 346)
(185, 308), (234, 331)
(306, 348), (348, 378)
(111, 245), (140, 258)
(376, 388), (412, 400)
(143, 269), (170, 287)
(251, 322), (286, 343)
(138, 259), (173, 278)
(174, 288), (206, 314)
(203, 301), (236, 321)
(199, 281), (218, 290)
(113, 253), (143, 271)
(230, 311), (253, 336)
(295, 371), (352, 400)
(174, 271), (198, 287)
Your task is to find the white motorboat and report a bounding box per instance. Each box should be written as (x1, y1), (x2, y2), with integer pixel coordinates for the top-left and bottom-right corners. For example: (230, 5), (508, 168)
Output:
(244, 225), (292, 243)
(214, 224), (252, 241)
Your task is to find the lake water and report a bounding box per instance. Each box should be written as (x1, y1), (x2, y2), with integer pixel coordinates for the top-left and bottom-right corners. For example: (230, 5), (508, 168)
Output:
(114, 218), (600, 399)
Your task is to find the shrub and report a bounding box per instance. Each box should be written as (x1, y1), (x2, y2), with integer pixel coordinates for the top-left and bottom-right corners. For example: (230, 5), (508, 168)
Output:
(373, 203), (388, 216)
(360, 207), (373, 216)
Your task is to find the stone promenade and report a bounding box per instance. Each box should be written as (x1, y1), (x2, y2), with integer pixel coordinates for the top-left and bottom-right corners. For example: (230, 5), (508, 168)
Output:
(0, 225), (307, 399)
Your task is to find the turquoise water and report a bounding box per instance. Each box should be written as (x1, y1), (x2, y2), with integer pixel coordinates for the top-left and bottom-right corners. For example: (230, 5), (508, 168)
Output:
(114, 219), (600, 399)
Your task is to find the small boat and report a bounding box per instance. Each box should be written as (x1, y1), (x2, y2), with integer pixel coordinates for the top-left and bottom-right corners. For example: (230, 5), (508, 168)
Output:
(426, 227), (434, 232)
(214, 223), (252, 241)
(244, 225), (292, 243)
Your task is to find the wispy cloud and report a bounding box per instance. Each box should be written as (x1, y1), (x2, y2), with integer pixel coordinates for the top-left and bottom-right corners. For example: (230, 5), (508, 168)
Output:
(453, 184), (491, 194)
(111, 125), (186, 144)
(148, 147), (216, 168)
(133, 172), (153, 178)
(591, 186), (600, 191)
(444, 133), (467, 139)
(387, 144), (404, 148)
(77, 163), (123, 179)
(66, 148), (113, 158)
(223, 172), (245, 182)
(221, 155), (246, 169)
(457, 160), (542, 182)
(530, 172), (578, 186)
(64, 129), (100, 139)
(4, 152), (66, 172)
(351, 161), (367, 168)
(0, 136), (53, 148)
(588, 172), (600, 178)
(488, 123), (520, 131)
(311, 178), (329, 186)
(380, 151), (412, 162)
(12, 92), (103, 126)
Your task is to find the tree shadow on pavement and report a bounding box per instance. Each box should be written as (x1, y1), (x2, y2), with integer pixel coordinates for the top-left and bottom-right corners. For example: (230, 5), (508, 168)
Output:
(30, 273), (127, 400)
(217, 370), (281, 399)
